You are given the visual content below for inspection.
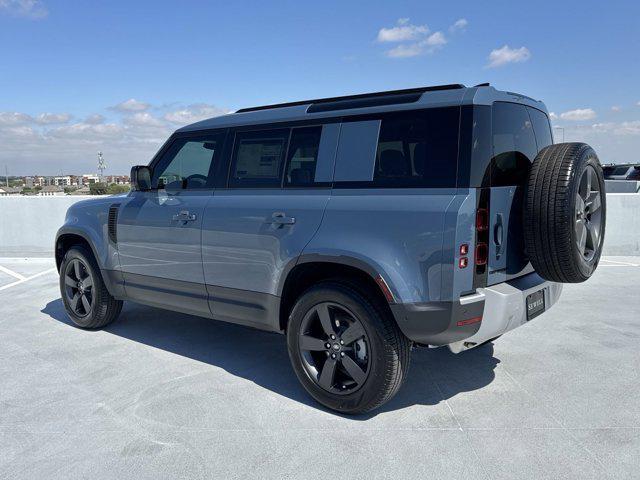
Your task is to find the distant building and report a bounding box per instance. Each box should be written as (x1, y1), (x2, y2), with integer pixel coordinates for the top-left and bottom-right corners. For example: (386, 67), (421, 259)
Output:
(104, 175), (130, 185)
(0, 186), (22, 196)
(82, 174), (100, 185)
(37, 185), (65, 196)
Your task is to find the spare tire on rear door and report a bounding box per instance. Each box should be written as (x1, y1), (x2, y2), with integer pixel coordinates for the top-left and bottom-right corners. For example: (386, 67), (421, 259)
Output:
(524, 143), (606, 283)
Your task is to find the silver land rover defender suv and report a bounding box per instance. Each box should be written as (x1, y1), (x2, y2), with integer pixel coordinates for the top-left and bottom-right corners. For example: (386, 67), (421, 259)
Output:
(56, 84), (606, 413)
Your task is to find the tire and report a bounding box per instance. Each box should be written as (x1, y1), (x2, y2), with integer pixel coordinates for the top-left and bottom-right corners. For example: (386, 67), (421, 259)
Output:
(59, 246), (123, 328)
(524, 142), (606, 283)
(286, 280), (411, 414)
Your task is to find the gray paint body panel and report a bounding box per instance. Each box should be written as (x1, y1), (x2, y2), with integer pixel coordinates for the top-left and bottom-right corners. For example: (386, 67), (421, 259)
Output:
(333, 120), (381, 181)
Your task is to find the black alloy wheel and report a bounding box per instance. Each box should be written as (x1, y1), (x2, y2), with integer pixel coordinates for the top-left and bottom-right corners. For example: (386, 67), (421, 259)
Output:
(297, 301), (370, 394)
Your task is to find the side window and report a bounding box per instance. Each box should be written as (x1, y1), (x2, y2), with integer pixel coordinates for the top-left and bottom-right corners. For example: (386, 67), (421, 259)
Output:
(372, 108), (460, 188)
(284, 126), (322, 186)
(491, 102), (537, 186)
(229, 129), (289, 188)
(528, 107), (553, 150)
(152, 134), (224, 190)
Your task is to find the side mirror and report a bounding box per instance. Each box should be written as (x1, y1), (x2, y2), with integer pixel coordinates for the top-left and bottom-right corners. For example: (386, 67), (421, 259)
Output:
(130, 165), (151, 191)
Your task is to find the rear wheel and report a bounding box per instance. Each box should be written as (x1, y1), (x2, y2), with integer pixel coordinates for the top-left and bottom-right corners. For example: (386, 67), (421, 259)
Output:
(59, 246), (122, 328)
(286, 280), (411, 414)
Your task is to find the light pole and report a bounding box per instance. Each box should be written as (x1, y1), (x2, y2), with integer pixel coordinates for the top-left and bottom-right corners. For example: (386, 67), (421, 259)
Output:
(553, 126), (565, 143)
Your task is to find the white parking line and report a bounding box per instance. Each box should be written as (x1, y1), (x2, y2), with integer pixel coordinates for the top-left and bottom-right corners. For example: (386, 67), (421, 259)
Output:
(599, 259), (639, 267)
(0, 265), (27, 281)
(0, 268), (56, 291)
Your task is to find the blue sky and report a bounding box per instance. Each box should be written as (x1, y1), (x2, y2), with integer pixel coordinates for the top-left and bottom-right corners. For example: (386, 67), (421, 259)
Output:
(1, 0), (639, 174)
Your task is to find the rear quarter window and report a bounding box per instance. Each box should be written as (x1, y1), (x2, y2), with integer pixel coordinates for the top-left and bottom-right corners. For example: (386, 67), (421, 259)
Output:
(491, 102), (538, 186)
(334, 107), (460, 188)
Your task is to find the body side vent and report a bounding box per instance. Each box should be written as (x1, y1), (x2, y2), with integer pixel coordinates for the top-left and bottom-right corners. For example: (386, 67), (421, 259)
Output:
(108, 203), (120, 244)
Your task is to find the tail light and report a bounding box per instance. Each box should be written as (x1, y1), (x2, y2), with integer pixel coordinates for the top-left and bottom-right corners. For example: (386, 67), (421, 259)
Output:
(473, 189), (490, 286)
(475, 242), (488, 265)
(476, 208), (489, 231)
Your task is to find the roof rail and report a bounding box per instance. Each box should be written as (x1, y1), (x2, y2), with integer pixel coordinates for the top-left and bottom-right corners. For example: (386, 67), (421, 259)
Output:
(235, 84), (466, 114)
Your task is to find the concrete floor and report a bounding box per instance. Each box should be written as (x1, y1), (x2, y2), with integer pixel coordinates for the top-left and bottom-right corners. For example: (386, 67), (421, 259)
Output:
(0, 257), (638, 480)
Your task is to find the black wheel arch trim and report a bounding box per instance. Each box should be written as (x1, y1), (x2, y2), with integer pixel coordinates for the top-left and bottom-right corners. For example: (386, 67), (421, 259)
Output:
(55, 226), (125, 298)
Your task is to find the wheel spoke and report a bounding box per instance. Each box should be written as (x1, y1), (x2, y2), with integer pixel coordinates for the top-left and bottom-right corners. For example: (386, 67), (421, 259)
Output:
(587, 191), (601, 213)
(575, 194), (585, 215)
(586, 222), (600, 250)
(81, 294), (91, 313)
(65, 275), (77, 288)
(299, 335), (327, 351)
(316, 304), (335, 336)
(585, 167), (593, 198)
(318, 357), (337, 389)
(73, 260), (81, 280)
(341, 322), (365, 345)
(83, 275), (93, 289)
(341, 355), (366, 385)
(70, 292), (81, 311)
(576, 219), (587, 254)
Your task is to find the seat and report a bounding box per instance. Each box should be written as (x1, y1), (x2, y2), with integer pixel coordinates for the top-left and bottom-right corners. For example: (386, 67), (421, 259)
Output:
(379, 149), (410, 177)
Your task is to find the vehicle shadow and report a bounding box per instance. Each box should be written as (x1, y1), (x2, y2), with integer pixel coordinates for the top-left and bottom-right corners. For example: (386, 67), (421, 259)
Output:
(41, 298), (499, 419)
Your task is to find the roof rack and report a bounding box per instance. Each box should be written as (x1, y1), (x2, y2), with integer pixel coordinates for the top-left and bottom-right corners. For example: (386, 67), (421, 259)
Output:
(235, 84), (466, 114)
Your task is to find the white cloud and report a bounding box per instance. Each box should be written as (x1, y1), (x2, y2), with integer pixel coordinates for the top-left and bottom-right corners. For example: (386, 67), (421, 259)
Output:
(548, 112), (558, 121)
(124, 112), (165, 127)
(589, 120), (640, 136)
(560, 108), (596, 121)
(0, 101), (226, 174)
(0, 0), (47, 19)
(0, 111), (33, 125)
(386, 43), (424, 58)
(111, 98), (150, 112)
(34, 112), (71, 124)
(449, 18), (468, 32)
(163, 103), (227, 125)
(611, 106), (621, 112)
(425, 31), (446, 47)
(384, 31), (447, 58)
(486, 45), (531, 68)
(637, 101), (640, 107)
(377, 18), (428, 43)
(84, 114), (105, 125)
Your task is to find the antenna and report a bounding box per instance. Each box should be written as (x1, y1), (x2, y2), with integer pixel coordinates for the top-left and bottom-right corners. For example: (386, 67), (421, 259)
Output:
(4, 165), (8, 188)
(97, 151), (106, 183)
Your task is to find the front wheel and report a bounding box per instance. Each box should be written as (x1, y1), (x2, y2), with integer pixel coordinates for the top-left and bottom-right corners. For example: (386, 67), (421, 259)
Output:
(59, 246), (123, 328)
(286, 281), (411, 414)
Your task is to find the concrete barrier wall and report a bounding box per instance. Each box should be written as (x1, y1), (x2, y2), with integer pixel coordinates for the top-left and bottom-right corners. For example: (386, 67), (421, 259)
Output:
(0, 196), (94, 256)
(0, 193), (639, 256)
(602, 193), (640, 255)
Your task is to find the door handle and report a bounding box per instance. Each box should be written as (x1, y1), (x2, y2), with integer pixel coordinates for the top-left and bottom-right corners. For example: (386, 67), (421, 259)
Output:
(271, 212), (296, 225)
(172, 210), (197, 222)
(494, 213), (504, 258)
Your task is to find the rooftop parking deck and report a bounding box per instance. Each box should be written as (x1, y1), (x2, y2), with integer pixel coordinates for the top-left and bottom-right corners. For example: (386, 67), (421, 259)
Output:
(0, 256), (638, 479)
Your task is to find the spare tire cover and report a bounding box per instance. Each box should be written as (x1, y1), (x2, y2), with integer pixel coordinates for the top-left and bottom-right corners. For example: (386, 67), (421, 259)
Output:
(524, 143), (606, 283)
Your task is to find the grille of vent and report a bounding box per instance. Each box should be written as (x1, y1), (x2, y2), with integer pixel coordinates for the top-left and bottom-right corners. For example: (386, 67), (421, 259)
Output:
(108, 203), (120, 244)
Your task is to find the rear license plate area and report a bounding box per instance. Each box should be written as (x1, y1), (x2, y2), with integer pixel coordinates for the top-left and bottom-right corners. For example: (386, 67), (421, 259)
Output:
(526, 289), (546, 320)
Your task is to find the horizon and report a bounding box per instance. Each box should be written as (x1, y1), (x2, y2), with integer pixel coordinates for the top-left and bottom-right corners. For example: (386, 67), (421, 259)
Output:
(1, 0), (639, 175)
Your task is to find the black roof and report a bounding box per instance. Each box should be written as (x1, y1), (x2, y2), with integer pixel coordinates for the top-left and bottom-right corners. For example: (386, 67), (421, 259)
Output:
(235, 84), (466, 114)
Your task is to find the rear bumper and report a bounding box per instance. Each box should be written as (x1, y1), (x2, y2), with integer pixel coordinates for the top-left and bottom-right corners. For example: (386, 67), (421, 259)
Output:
(390, 272), (562, 350)
(448, 273), (562, 353)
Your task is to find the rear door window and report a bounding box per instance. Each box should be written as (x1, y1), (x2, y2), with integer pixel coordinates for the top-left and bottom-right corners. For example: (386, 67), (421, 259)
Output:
(284, 126), (322, 186)
(229, 129), (289, 188)
(491, 102), (538, 186)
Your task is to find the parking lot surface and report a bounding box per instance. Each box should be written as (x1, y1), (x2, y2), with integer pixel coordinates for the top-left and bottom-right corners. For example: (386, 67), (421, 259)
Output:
(0, 257), (638, 479)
